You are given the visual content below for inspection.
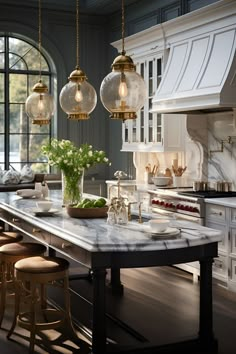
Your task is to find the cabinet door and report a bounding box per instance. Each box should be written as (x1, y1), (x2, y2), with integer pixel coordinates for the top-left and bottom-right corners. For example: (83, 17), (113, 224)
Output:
(122, 54), (185, 152)
(122, 55), (163, 151)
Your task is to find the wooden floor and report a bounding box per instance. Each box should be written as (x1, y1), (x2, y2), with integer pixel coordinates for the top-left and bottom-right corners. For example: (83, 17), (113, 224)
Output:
(0, 265), (236, 353)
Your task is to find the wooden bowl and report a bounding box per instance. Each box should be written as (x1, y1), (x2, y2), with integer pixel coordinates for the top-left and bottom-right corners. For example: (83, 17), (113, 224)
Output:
(66, 205), (109, 218)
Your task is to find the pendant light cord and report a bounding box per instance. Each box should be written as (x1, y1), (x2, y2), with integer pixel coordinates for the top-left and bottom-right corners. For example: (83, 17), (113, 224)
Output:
(38, 0), (42, 81)
(121, 0), (125, 55)
(76, 0), (80, 68)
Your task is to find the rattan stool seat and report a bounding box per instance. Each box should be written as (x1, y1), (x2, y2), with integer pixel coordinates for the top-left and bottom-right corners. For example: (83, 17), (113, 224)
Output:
(0, 242), (47, 328)
(0, 231), (23, 246)
(7, 256), (78, 354)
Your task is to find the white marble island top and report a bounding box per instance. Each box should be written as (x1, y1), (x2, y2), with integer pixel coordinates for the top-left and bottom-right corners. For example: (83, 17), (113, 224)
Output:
(205, 197), (236, 208)
(0, 191), (223, 253)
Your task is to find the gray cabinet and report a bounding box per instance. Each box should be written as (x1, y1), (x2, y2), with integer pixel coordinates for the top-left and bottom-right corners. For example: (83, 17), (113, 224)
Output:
(205, 202), (236, 291)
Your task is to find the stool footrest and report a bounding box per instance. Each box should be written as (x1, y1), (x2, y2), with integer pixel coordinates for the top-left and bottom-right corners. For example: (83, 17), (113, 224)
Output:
(18, 308), (66, 331)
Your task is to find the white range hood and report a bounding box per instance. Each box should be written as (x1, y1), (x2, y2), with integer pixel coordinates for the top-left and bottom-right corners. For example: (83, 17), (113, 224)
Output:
(152, 0), (236, 114)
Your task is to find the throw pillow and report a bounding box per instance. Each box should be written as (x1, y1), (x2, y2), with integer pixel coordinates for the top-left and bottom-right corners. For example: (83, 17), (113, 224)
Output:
(20, 165), (35, 184)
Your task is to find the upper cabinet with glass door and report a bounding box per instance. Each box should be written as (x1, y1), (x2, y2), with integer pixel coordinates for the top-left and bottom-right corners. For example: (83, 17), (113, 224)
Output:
(112, 24), (185, 152)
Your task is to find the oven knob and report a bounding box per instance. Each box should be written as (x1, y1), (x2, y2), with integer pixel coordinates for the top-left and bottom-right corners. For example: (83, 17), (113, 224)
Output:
(176, 204), (180, 209)
(165, 203), (170, 208)
(160, 201), (165, 206)
(192, 207), (199, 213)
(184, 206), (191, 211)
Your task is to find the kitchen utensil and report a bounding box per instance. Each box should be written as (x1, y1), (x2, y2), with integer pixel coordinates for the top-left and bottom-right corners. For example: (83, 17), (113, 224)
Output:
(172, 166), (187, 177)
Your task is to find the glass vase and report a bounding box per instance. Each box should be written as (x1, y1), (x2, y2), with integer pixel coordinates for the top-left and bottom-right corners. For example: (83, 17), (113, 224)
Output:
(61, 169), (84, 206)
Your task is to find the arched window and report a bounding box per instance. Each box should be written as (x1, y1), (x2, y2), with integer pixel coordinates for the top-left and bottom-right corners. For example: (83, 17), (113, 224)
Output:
(0, 35), (53, 173)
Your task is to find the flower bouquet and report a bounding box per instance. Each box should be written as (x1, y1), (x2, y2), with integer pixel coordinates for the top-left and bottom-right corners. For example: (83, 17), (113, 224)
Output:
(41, 138), (110, 204)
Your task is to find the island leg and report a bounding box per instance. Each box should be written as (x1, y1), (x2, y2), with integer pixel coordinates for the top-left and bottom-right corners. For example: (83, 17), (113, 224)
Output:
(91, 268), (107, 354)
(199, 258), (218, 353)
(110, 267), (124, 295)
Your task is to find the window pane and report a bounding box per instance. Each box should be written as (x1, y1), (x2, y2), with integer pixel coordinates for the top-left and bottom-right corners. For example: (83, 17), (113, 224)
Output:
(9, 53), (27, 70)
(0, 74), (4, 102)
(29, 134), (50, 162)
(0, 37), (4, 51)
(0, 134), (4, 165)
(9, 135), (22, 168)
(9, 103), (28, 133)
(9, 74), (27, 103)
(9, 38), (49, 71)
(0, 104), (4, 133)
(0, 53), (4, 69)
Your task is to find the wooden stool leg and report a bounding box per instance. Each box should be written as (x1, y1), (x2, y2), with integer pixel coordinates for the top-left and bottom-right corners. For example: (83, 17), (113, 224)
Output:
(63, 275), (78, 340)
(29, 283), (37, 354)
(0, 263), (7, 327)
(7, 280), (21, 339)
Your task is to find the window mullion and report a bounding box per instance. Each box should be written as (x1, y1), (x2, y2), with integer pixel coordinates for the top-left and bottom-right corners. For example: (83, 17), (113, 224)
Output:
(4, 36), (10, 169)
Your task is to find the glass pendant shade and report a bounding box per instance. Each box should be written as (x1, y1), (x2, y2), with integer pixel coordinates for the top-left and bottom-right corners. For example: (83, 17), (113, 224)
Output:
(100, 53), (146, 120)
(59, 68), (97, 120)
(25, 81), (54, 125)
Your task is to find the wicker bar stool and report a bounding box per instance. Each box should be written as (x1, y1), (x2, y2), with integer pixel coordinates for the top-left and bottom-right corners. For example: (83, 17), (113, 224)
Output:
(7, 256), (78, 354)
(0, 242), (47, 327)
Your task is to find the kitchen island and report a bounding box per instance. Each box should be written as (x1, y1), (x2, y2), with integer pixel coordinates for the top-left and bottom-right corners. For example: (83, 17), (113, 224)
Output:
(0, 190), (223, 354)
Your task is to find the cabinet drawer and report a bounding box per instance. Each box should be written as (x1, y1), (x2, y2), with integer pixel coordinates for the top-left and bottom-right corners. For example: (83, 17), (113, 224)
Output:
(230, 209), (236, 224)
(230, 258), (236, 282)
(205, 221), (227, 252)
(50, 235), (91, 267)
(213, 254), (227, 278)
(205, 204), (226, 222)
(231, 229), (236, 255)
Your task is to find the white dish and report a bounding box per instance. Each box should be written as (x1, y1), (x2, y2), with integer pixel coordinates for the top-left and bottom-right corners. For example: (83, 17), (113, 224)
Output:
(121, 223), (180, 238)
(32, 208), (59, 216)
(147, 227), (180, 238)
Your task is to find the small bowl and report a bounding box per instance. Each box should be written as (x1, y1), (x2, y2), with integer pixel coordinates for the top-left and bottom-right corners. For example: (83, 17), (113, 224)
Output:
(149, 219), (170, 233)
(152, 176), (170, 186)
(36, 201), (53, 212)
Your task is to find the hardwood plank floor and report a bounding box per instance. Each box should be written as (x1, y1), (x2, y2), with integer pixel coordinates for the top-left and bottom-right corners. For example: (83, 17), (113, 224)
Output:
(0, 265), (236, 353)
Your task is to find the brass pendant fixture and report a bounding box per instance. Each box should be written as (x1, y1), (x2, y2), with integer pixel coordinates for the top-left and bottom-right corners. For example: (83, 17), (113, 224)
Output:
(100, 0), (146, 121)
(59, 0), (97, 120)
(25, 0), (54, 126)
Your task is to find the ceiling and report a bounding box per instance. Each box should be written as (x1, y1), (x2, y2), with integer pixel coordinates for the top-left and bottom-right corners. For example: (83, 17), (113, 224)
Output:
(3, 0), (142, 15)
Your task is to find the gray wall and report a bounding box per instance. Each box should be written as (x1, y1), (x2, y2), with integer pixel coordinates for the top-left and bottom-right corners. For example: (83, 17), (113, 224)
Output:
(0, 0), (218, 180)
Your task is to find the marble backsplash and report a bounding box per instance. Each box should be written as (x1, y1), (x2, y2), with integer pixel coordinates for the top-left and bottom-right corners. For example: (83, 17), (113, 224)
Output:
(134, 111), (236, 190)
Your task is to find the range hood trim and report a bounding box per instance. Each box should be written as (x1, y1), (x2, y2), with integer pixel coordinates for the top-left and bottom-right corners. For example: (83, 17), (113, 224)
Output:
(152, 0), (236, 114)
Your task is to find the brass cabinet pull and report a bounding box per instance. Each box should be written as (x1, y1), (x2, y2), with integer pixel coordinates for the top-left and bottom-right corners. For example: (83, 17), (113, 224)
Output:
(12, 218), (19, 222)
(62, 243), (71, 249)
(33, 228), (41, 233)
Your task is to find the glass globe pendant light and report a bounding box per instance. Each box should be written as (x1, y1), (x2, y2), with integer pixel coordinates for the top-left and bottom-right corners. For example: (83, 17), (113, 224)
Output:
(25, 0), (54, 126)
(59, 0), (97, 120)
(100, 0), (146, 121)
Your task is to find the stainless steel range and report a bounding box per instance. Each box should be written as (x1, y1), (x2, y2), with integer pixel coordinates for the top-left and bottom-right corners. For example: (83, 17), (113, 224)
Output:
(148, 188), (236, 225)
(148, 188), (236, 281)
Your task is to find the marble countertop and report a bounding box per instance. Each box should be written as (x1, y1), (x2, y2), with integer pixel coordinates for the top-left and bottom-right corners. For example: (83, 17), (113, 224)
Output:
(205, 197), (236, 207)
(0, 191), (223, 253)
